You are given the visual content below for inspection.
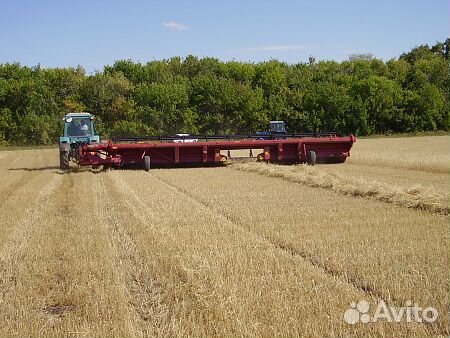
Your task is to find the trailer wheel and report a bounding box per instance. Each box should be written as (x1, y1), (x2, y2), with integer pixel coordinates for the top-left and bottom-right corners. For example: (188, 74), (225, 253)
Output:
(143, 155), (151, 171)
(59, 151), (69, 170)
(307, 150), (317, 166)
(256, 153), (264, 162)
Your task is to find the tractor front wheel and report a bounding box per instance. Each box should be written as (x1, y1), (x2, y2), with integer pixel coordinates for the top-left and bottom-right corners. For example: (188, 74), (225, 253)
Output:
(59, 151), (69, 170)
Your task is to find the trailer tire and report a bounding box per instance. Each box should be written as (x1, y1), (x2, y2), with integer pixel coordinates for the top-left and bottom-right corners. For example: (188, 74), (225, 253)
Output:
(143, 155), (151, 171)
(307, 150), (317, 166)
(59, 151), (69, 170)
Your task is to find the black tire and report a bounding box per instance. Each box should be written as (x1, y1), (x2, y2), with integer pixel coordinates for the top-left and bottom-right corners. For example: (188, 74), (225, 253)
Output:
(143, 155), (151, 171)
(307, 150), (317, 166)
(59, 151), (69, 170)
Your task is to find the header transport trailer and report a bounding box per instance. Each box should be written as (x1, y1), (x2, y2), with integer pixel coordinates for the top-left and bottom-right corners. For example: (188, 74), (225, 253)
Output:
(59, 114), (356, 171)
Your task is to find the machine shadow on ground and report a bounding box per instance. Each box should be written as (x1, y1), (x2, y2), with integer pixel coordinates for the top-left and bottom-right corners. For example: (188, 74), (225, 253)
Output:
(8, 166), (101, 175)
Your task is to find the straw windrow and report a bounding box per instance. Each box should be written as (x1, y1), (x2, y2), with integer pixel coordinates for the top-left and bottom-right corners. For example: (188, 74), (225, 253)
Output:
(232, 162), (449, 215)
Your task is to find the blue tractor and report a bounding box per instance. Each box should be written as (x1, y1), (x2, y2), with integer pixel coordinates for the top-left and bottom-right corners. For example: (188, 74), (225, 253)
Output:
(255, 121), (287, 139)
(59, 113), (100, 170)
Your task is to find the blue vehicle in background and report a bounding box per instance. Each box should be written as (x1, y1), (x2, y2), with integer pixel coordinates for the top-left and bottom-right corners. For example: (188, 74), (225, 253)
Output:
(59, 112), (100, 170)
(255, 121), (287, 139)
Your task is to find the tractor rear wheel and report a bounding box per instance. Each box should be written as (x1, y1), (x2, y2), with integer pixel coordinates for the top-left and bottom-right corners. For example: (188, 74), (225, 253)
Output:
(143, 155), (151, 171)
(307, 150), (317, 166)
(59, 151), (69, 170)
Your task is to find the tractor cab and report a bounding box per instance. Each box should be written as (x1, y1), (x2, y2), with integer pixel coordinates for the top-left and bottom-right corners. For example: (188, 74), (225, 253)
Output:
(256, 121), (287, 139)
(269, 121), (287, 134)
(60, 113), (99, 145)
(66, 117), (93, 137)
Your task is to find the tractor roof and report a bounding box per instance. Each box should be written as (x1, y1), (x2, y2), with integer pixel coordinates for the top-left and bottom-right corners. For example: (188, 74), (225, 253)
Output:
(65, 112), (92, 117)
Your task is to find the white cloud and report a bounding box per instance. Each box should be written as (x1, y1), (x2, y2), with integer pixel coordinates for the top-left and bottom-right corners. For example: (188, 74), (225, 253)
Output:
(243, 44), (310, 52)
(163, 21), (189, 31)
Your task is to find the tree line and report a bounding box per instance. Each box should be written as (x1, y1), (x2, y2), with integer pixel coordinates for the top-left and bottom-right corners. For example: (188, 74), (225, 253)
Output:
(0, 39), (448, 145)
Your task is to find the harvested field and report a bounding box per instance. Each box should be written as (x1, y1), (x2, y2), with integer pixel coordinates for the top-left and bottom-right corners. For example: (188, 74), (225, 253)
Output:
(346, 135), (450, 173)
(0, 136), (448, 337)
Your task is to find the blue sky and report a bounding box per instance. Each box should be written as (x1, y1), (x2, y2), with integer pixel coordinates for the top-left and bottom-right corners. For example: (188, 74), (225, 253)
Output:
(0, 0), (448, 72)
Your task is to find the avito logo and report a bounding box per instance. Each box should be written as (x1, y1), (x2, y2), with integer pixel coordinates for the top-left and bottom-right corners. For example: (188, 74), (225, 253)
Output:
(343, 300), (438, 324)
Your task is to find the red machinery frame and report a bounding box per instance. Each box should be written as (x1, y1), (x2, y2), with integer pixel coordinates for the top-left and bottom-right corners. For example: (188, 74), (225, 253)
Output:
(78, 135), (356, 168)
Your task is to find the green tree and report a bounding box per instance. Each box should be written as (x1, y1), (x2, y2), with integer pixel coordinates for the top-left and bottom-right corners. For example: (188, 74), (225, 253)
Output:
(80, 72), (133, 128)
(0, 39), (449, 145)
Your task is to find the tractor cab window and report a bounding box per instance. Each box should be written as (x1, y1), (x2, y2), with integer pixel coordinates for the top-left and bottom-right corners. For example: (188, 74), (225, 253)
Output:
(270, 122), (286, 133)
(66, 118), (93, 137)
